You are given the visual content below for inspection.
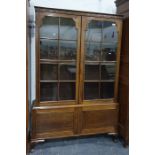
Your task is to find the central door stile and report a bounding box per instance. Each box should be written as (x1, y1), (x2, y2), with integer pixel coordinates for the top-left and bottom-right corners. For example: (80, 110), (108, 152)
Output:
(73, 16), (81, 105)
(73, 16), (87, 135)
(79, 16), (87, 105)
(73, 16), (82, 135)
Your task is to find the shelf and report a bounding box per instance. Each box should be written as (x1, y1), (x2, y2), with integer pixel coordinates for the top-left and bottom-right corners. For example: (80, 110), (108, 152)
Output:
(40, 59), (76, 64)
(84, 80), (114, 82)
(40, 37), (77, 42)
(85, 61), (116, 63)
(40, 37), (58, 41)
(40, 80), (58, 83)
(60, 80), (75, 82)
(40, 59), (77, 63)
(86, 41), (118, 44)
(40, 80), (76, 82)
(101, 62), (116, 65)
(101, 80), (115, 82)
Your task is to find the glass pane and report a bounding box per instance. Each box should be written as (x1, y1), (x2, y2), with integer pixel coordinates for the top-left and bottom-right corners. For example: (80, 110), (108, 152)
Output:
(85, 43), (101, 61)
(60, 17), (77, 40)
(40, 40), (58, 59)
(101, 63), (116, 80)
(48, 40), (58, 59)
(59, 83), (75, 100)
(85, 20), (118, 61)
(85, 64), (100, 80)
(60, 41), (76, 60)
(101, 21), (118, 42)
(40, 39), (48, 59)
(40, 83), (58, 101)
(40, 16), (59, 39)
(84, 82), (99, 100)
(101, 21), (118, 61)
(101, 47), (116, 61)
(40, 64), (58, 80)
(100, 82), (114, 98)
(86, 20), (102, 42)
(60, 64), (76, 80)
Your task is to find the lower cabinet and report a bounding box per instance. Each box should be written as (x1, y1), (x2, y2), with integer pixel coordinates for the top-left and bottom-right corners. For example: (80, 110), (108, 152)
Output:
(31, 103), (119, 141)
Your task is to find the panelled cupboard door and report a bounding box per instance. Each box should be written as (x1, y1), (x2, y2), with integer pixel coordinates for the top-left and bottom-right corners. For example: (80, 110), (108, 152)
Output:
(80, 16), (122, 104)
(36, 12), (81, 105)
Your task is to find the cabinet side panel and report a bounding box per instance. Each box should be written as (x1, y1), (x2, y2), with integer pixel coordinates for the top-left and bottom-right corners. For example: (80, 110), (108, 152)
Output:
(118, 17), (129, 145)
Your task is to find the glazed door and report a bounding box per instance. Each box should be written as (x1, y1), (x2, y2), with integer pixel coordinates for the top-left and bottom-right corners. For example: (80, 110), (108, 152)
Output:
(36, 13), (122, 105)
(80, 16), (122, 104)
(36, 13), (81, 105)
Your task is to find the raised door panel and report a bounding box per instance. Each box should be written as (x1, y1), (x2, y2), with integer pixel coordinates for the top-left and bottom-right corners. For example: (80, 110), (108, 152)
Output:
(32, 107), (75, 139)
(80, 104), (119, 134)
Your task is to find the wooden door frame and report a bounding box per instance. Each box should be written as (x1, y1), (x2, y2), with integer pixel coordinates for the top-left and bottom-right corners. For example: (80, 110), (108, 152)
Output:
(80, 16), (123, 104)
(35, 11), (82, 106)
